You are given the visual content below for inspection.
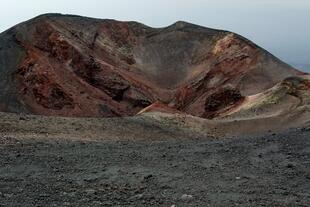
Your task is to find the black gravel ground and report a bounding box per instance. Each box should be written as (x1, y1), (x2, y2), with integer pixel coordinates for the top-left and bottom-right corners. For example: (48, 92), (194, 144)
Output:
(0, 129), (310, 207)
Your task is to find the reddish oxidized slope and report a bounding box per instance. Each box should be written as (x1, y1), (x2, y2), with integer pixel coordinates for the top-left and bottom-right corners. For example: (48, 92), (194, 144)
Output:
(0, 14), (302, 118)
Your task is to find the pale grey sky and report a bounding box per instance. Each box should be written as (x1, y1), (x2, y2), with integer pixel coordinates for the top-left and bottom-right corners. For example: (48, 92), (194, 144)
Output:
(1, 0), (309, 70)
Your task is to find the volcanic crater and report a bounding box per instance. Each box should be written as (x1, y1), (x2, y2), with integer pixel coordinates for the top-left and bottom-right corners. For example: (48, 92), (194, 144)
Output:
(0, 13), (305, 120)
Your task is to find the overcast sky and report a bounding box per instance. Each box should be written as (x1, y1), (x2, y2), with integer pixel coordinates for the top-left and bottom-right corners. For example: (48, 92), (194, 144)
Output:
(1, 0), (309, 70)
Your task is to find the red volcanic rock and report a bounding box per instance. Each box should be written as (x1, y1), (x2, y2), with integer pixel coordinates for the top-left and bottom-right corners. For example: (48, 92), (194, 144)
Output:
(204, 87), (245, 119)
(0, 14), (302, 118)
